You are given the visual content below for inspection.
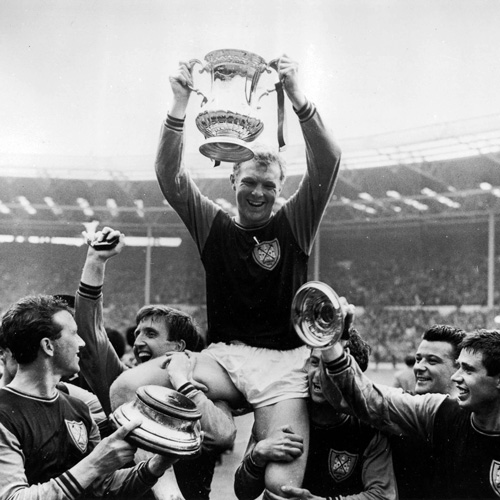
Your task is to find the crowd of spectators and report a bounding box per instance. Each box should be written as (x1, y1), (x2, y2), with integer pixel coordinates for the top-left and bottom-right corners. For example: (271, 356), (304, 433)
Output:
(0, 238), (498, 362)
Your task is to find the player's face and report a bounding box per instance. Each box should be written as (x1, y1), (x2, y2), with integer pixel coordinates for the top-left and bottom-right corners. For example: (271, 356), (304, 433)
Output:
(232, 160), (283, 228)
(451, 348), (500, 412)
(0, 346), (18, 384)
(307, 349), (327, 404)
(133, 317), (182, 363)
(51, 311), (85, 376)
(414, 340), (457, 395)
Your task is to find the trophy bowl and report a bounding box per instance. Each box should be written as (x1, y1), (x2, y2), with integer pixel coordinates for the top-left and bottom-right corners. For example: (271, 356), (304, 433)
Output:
(110, 385), (202, 457)
(292, 281), (345, 348)
(189, 49), (277, 163)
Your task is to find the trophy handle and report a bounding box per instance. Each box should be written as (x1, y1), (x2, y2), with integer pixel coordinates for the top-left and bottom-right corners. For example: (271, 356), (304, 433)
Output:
(186, 59), (208, 106)
(256, 59), (280, 106)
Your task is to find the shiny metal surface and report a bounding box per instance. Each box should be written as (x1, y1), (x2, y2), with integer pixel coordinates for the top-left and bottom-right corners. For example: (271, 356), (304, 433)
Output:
(188, 49), (276, 162)
(292, 281), (345, 348)
(110, 385), (202, 457)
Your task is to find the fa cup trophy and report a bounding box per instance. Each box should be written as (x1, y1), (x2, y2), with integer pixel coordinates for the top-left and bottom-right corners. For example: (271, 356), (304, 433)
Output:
(187, 49), (284, 163)
(111, 385), (202, 457)
(292, 281), (346, 348)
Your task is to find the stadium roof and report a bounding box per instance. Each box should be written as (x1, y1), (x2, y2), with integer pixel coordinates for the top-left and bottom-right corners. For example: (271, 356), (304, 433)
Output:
(0, 115), (499, 239)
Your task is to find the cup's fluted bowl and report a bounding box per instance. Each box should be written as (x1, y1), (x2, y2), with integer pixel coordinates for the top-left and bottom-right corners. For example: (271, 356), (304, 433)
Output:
(292, 281), (345, 348)
(110, 385), (202, 457)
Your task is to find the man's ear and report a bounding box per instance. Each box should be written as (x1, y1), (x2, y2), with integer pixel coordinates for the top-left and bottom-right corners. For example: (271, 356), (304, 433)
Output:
(175, 340), (186, 352)
(40, 337), (55, 357)
(230, 173), (236, 190)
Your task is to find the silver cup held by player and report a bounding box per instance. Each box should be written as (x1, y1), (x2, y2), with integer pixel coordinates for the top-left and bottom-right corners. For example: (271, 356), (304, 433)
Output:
(187, 48), (285, 163)
(292, 281), (345, 348)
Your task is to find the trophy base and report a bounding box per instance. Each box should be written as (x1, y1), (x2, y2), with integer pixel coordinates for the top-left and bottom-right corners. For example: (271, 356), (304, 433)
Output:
(199, 136), (255, 163)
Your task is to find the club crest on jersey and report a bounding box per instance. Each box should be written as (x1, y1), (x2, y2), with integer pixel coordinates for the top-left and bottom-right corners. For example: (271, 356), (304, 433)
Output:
(328, 449), (358, 482)
(489, 460), (500, 497)
(252, 238), (280, 271)
(65, 420), (88, 454)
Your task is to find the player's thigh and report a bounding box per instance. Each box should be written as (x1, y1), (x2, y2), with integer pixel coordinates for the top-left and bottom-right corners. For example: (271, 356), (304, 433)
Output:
(192, 353), (245, 407)
(254, 398), (310, 491)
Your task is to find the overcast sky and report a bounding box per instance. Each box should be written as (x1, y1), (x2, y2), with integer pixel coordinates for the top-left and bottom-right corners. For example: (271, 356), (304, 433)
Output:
(1, 0), (500, 170)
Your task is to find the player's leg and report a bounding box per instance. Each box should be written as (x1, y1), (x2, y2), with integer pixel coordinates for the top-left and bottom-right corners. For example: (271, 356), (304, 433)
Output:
(254, 398), (310, 498)
(110, 352), (244, 410)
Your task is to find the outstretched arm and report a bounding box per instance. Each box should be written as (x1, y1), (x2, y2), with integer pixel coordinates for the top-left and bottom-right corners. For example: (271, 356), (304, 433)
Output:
(75, 227), (128, 415)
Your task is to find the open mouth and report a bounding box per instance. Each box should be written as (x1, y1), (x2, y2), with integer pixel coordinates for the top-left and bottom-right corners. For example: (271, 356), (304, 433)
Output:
(136, 351), (152, 363)
(247, 200), (265, 208)
(456, 386), (469, 400)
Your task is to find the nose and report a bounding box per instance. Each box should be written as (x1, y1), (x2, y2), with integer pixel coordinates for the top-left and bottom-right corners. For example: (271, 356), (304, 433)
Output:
(451, 368), (462, 383)
(134, 333), (145, 346)
(251, 184), (264, 197)
(77, 334), (86, 348)
(413, 360), (426, 374)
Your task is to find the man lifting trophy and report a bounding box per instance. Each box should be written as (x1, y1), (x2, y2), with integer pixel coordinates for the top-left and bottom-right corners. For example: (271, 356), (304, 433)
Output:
(149, 52), (342, 497)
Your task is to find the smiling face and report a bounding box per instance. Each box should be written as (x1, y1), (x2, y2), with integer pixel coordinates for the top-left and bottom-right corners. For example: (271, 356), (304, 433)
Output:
(51, 310), (85, 377)
(133, 317), (182, 363)
(231, 160), (283, 228)
(413, 339), (458, 395)
(451, 348), (500, 412)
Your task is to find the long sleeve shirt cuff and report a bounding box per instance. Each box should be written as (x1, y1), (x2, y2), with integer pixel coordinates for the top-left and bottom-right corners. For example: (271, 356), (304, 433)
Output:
(165, 115), (185, 132)
(293, 100), (316, 123)
(177, 382), (201, 399)
(78, 282), (103, 300)
(323, 351), (351, 375)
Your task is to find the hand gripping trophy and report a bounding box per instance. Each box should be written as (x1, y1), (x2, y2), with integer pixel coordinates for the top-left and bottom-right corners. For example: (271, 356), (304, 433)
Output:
(187, 48), (285, 164)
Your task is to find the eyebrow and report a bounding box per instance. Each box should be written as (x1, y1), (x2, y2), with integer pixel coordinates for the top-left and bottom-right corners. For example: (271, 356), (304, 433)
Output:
(459, 361), (475, 372)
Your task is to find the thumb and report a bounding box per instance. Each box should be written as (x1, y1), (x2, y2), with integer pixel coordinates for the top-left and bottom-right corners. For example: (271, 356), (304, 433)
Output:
(111, 417), (142, 440)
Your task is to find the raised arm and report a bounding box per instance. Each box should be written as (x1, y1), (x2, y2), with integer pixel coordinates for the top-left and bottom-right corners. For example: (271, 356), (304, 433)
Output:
(75, 227), (128, 415)
(319, 342), (446, 440)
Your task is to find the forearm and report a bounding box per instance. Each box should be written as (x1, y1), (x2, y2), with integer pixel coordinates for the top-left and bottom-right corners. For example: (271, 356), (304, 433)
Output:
(320, 349), (444, 438)
(234, 440), (266, 500)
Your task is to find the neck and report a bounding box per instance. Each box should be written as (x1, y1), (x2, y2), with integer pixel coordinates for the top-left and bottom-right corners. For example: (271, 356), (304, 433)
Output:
(8, 364), (60, 399)
(471, 403), (500, 433)
(309, 401), (346, 427)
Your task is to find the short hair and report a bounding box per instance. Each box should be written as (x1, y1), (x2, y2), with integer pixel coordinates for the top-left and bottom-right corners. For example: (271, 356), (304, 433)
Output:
(232, 144), (287, 183)
(422, 324), (466, 360)
(404, 354), (416, 367)
(345, 328), (371, 372)
(460, 329), (500, 377)
(1, 295), (73, 364)
(135, 305), (202, 352)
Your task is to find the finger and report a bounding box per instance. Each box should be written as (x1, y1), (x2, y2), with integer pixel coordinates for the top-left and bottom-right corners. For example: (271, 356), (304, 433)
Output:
(112, 417), (142, 439)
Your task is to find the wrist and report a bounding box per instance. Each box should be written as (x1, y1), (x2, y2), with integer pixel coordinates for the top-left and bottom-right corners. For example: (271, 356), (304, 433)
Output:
(250, 444), (268, 468)
(321, 342), (344, 363)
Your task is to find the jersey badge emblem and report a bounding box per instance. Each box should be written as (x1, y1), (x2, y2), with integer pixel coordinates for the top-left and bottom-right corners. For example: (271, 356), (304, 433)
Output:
(65, 419), (88, 454)
(489, 460), (500, 497)
(252, 238), (280, 270)
(329, 449), (358, 482)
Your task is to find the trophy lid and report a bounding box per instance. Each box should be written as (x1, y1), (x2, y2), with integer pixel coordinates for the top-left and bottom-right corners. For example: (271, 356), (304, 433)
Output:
(111, 385), (202, 456)
(136, 385), (201, 421)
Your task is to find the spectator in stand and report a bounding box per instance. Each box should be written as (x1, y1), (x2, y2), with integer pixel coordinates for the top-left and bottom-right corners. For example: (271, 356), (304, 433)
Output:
(0, 295), (174, 499)
(393, 354), (416, 393)
(76, 226), (236, 500)
(234, 328), (397, 500)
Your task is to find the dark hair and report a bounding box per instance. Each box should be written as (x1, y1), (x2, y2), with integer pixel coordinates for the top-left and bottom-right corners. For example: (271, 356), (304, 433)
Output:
(422, 324), (466, 360)
(105, 328), (126, 358)
(125, 325), (136, 348)
(1, 295), (73, 364)
(404, 354), (416, 367)
(460, 329), (500, 377)
(346, 328), (371, 372)
(232, 144), (287, 183)
(135, 305), (202, 352)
